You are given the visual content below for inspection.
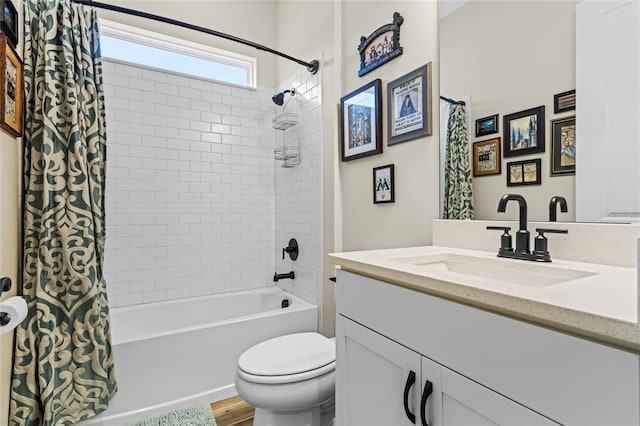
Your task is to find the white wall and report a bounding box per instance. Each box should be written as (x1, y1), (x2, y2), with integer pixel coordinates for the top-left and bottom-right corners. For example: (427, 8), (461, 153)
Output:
(274, 69), (323, 314)
(440, 0), (578, 222)
(339, 1), (440, 251)
(275, 1), (337, 335)
(103, 59), (276, 306)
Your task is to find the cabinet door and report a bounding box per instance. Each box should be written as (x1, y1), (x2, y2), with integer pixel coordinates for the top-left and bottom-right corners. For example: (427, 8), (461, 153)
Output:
(441, 368), (558, 425)
(336, 315), (436, 426)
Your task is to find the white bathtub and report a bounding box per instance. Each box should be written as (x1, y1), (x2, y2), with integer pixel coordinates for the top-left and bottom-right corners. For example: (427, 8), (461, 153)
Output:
(81, 287), (318, 425)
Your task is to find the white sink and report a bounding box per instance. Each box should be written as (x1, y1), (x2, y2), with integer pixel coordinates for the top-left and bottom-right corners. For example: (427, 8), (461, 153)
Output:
(391, 253), (597, 287)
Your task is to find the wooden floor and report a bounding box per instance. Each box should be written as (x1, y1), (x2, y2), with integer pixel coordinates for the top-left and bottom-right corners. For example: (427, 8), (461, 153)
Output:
(211, 396), (254, 426)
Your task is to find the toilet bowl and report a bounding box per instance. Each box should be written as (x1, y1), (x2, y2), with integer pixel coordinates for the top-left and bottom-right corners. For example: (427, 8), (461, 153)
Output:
(234, 332), (336, 426)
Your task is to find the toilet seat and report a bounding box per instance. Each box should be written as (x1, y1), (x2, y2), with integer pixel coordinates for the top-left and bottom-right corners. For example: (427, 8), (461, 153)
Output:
(237, 332), (336, 384)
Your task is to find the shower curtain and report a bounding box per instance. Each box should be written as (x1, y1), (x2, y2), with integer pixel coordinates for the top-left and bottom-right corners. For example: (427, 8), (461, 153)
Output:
(10, 1), (117, 424)
(443, 103), (474, 219)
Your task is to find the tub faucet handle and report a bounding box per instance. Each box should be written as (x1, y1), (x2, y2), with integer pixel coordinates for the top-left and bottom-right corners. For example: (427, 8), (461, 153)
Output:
(282, 238), (298, 261)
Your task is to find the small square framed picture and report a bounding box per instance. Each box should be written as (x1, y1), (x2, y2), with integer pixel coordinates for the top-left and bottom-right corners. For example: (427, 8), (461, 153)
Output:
(507, 158), (542, 186)
(475, 114), (499, 137)
(373, 164), (394, 204)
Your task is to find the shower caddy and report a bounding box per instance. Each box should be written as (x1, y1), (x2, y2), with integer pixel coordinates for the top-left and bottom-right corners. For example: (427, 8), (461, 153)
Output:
(273, 89), (300, 167)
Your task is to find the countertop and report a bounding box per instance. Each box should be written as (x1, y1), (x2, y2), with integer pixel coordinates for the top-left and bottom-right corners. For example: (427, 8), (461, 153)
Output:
(329, 245), (639, 353)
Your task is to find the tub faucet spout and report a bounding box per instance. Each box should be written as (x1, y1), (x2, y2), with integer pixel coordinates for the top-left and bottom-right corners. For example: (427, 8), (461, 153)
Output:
(273, 271), (295, 282)
(497, 194), (529, 253)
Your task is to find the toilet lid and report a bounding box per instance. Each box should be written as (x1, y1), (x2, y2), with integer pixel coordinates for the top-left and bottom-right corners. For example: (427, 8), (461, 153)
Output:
(238, 332), (335, 378)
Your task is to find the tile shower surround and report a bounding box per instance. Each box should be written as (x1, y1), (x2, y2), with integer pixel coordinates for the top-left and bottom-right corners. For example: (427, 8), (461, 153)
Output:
(103, 60), (323, 307)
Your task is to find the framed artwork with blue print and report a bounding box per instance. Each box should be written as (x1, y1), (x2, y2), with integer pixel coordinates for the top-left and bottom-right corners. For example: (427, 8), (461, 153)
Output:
(0, 1), (18, 47)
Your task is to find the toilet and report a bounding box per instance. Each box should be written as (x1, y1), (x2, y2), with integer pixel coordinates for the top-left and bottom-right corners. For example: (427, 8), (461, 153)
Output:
(234, 332), (335, 426)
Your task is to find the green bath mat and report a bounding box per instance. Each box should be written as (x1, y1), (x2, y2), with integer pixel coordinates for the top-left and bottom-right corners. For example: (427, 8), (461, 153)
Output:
(129, 403), (217, 426)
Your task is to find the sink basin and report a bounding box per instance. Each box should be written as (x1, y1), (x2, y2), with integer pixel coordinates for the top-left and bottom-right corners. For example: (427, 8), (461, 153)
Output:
(391, 253), (597, 287)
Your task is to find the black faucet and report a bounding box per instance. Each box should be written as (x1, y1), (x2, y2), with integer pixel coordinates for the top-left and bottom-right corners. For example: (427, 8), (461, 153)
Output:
(549, 196), (568, 222)
(489, 194), (568, 262)
(273, 271), (295, 282)
(497, 194), (530, 254)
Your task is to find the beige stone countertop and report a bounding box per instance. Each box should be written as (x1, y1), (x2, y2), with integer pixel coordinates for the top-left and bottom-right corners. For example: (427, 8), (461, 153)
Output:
(329, 246), (639, 354)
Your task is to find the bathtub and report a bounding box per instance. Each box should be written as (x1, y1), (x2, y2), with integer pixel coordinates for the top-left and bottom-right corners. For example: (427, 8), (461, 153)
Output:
(80, 287), (317, 425)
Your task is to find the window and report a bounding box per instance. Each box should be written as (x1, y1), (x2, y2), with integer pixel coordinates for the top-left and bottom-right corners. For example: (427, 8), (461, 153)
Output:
(99, 20), (256, 88)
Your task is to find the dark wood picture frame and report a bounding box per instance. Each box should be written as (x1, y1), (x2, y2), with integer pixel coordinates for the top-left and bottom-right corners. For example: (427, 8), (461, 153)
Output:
(340, 79), (383, 162)
(0, 1), (18, 48)
(475, 114), (499, 137)
(387, 63), (432, 145)
(503, 106), (545, 157)
(472, 137), (501, 177)
(0, 34), (22, 137)
(373, 164), (394, 204)
(507, 158), (542, 186)
(357, 12), (403, 77)
(554, 89), (576, 114)
(550, 116), (576, 176)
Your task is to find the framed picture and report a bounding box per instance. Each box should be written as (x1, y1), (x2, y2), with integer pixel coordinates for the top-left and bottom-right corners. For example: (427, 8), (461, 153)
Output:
(507, 158), (541, 186)
(554, 89), (575, 114)
(358, 12), (404, 77)
(0, 1), (17, 47)
(475, 114), (499, 137)
(472, 137), (501, 176)
(340, 79), (382, 161)
(387, 63), (432, 145)
(503, 106), (545, 157)
(550, 116), (576, 176)
(373, 164), (394, 204)
(0, 34), (22, 136)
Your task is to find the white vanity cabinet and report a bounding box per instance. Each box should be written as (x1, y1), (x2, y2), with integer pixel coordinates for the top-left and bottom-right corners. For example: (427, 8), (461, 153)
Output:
(335, 270), (640, 426)
(337, 315), (556, 425)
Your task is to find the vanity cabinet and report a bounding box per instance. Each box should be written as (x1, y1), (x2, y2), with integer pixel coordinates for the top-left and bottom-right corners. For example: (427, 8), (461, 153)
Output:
(335, 270), (640, 425)
(337, 315), (556, 425)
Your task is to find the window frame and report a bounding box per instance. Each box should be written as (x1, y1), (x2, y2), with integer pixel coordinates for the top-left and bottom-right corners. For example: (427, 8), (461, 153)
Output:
(99, 19), (257, 88)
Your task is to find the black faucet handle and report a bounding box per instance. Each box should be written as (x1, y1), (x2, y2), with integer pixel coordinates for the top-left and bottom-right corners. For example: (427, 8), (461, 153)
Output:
(282, 238), (298, 261)
(535, 228), (568, 234)
(487, 226), (513, 253)
(486, 226), (511, 231)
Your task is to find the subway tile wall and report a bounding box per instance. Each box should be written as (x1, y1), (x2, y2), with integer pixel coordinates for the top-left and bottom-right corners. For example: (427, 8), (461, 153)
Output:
(102, 60), (276, 307)
(274, 70), (323, 307)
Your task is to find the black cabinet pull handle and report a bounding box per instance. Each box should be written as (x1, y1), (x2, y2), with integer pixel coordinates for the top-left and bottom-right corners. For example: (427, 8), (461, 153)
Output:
(420, 379), (433, 426)
(403, 370), (416, 424)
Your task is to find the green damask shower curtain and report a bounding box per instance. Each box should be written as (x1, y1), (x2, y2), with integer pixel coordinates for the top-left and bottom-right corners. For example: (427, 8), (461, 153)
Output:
(444, 104), (474, 219)
(10, 1), (116, 424)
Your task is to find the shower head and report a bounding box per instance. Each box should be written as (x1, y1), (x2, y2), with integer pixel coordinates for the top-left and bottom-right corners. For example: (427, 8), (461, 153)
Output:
(272, 88), (295, 106)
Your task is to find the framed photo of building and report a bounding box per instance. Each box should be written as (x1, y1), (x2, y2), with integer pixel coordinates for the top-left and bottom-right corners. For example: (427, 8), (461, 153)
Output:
(472, 137), (501, 176)
(503, 106), (545, 157)
(340, 79), (382, 161)
(0, 34), (22, 136)
(387, 63), (432, 145)
(373, 164), (394, 204)
(550, 116), (576, 175)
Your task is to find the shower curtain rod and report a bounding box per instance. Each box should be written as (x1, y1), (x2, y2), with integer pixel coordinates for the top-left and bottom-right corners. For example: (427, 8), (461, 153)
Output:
(440, 95), (465, 106)
(72, 0), (320, 74)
